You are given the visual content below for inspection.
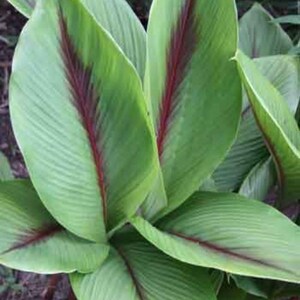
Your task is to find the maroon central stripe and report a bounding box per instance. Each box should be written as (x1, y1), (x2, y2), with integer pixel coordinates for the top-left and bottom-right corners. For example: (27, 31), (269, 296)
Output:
(116, 247), (146, 300)
(246, 90), (285, 195)
(157, 0), (198, 157)
(3, 224), (63, 254)
(59, 12), (107, 223)
(170, 231), (288, 272)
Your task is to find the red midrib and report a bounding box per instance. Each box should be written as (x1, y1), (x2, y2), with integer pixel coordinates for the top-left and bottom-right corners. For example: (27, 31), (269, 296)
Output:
(116, 247), (146, 300)
(156, 0), (197, 157)
(171, 231), (284, 270)
(59, 13), (107, 223)
(249, 97), (285, 196)
(3, 224), (63, 254)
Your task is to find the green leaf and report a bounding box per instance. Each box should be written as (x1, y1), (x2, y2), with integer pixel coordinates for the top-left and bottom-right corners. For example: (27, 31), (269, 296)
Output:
(81, 0), (146, 79)
(10, 0), (157, 242)
(274, 15), (300, 25)
(0, 152), (13, 181)
(239, 3), (293, 58)
(144, 0), (241, 218)
(6, 0), (146, 79)
(131, 192), (300, 283)
(236, 51), (300, 203)
(254, 56), (300, 114)
(213, 55), (299, 192)
(6, 0), (34, 18)
(70, 235), (216, 300)
(239, 158), (276, 201)
(0, 180), (109, 274)
(213, 109), (269, 192)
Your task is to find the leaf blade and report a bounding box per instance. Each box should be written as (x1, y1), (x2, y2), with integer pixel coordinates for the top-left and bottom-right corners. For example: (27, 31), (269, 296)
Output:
(236, 51), (300, 203)
(239, 3), (293, 58)
(213, 55), (300, 192)
(145, 0), (241, 217)
(10, 0), (157, 241)
(0, 180), (109, 274)
(71, 236), (216, 300)
(7, 0), (147, 79)
(132, 192), (300, 283)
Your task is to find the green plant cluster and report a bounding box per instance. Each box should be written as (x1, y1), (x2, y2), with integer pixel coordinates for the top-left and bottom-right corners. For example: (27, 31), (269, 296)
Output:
(1, 0), (300, 299)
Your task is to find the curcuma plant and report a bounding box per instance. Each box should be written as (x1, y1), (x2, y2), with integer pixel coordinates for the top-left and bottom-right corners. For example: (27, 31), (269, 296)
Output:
(1, 0), (300, 299)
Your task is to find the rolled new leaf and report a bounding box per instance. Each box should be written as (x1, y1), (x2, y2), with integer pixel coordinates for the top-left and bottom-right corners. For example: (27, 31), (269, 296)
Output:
(143, 0), (242, 218)
(10, 0), (157, 242)
(0, 180), (109, 274)
(239, 3), (293, 58)
(236, 51), (300, 203)
(70, 235), (216, 300)
(132, 192), (300, 283)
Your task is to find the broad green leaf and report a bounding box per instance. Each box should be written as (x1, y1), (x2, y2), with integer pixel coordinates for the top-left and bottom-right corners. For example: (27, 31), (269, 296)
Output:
(274, 15), (300, 25)
(82, 0), (146, 79)
(0, 152), (13, 181)
(140, 170), (168, 222)
(144, 0), (241, 218)
(0, 180), (109, 274)
(10, 0), (157, 242)
(239, 3), (293, 58)
(236, 51), (300, 203)
(213, 55), (300, 192)
(132, 192), (300, 283)
(213, 111), (269, 192)
(6, 0), (34, 18)
(7, 0), (146, 80)
(239, 158), (276, 201)
(254, 56), (300, 114)
(71, 236), (216, 300)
